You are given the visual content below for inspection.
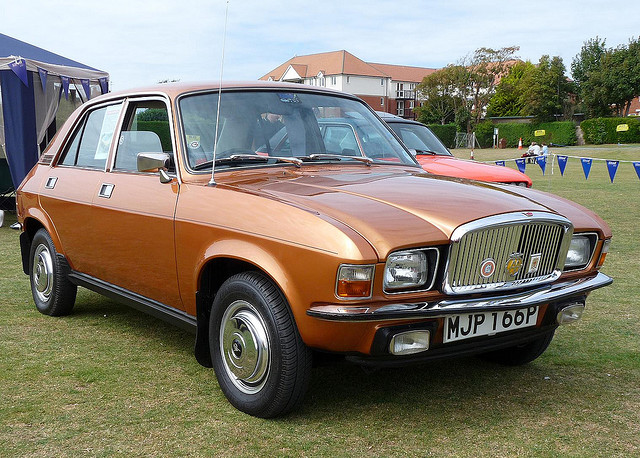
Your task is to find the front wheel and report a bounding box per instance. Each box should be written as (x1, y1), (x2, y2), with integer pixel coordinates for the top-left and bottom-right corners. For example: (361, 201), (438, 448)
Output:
(29, 229), (77, 316)
(209, 272), (312, 418)
(480, 330), (555, 366)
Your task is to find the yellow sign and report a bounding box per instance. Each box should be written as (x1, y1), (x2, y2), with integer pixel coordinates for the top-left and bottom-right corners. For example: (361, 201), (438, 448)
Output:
(534, 130), (546, 137)
(616, 124), (629, 132)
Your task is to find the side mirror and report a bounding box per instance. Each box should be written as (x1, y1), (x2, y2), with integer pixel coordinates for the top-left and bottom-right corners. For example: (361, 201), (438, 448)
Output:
(137, 153), (173, 183)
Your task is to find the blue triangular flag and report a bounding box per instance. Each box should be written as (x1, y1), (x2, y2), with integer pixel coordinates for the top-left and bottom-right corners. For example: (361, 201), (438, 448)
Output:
(495, 160), (506, 167)
(99, 77), (109, 94)
(606, 160), (619, 183)
(8, 58), (29, 86)
(581, 158), (593, 179)
(536, 156), (546, 175)
(633, 162), (640, 181)
(81, 79), (91, 100)
(61, 76), (70, 100)
(557, 155), (568, 176)
(515, 158), (526, 174)
(37, 67), (48, 92)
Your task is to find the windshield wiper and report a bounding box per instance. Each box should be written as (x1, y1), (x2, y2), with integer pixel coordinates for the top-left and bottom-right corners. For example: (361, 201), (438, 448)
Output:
(193, 154), (302, 170)
(305, 153), (373, 166)
(414, 149), (440, 155)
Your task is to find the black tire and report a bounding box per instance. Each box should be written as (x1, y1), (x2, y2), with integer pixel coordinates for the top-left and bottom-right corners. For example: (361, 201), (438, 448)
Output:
(209, 271), (312, 418)
(480, 330), (555, 366)
(29, 228), (77, 316)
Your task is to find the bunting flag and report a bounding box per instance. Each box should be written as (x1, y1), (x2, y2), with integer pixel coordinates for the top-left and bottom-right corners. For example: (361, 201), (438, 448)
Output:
(37, 67), (48, 92)
(606, 160), (619, 183)
(557, 155), (568, 176)
(61, 76), (70, 100)
(581, 158), (593, 179)
(99, 77), (109, 94)
(495, 160), (506, 167)
(536, 156), (546, 175)
(633, 162), (640, 180)
(515, 158), (526, 174)
(81, 78), (91, 100)
(8, 58), (29, 86)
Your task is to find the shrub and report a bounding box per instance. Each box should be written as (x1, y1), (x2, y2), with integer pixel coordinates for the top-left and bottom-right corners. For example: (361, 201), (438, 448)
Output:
(487, 121), (577, 147)
(426, 123), (457, 148)
(581, 117), (640, 144)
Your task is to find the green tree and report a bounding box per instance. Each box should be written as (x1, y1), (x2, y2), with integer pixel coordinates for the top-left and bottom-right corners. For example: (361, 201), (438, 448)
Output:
(524, 55), (573, 122)
(487, 61), (535, 117)
(571, 37), (611, 117)
(415, 65), (465, 124)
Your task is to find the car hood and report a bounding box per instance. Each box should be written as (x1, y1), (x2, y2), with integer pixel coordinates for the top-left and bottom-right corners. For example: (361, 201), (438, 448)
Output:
(218, 165), (608, 259)
(416, 155), (531, 185)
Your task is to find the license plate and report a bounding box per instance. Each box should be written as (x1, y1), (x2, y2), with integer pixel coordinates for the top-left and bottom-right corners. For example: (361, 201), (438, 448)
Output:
(443, 306), (539, 343)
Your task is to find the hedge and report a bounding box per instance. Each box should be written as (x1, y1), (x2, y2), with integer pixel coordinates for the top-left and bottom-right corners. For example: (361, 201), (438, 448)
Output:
(426, 123), (457, 148)
(475, 121), (578, 148)
(580, 117), (640, 144)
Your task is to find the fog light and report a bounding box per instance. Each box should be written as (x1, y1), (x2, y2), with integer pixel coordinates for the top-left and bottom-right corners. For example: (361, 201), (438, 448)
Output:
(557, 303), (585, 325)
(389, 330), (430, 355)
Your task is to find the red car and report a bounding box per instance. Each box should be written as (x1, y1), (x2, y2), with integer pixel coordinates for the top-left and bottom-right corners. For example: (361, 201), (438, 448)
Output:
(379, 113), (532, 187)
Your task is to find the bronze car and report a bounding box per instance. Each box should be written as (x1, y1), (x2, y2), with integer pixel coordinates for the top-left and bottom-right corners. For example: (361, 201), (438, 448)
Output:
(16, 82), (612, 418)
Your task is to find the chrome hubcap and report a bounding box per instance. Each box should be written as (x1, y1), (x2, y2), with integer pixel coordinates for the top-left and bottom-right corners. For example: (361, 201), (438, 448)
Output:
(220, 300), (270, 394)
(33, 244), (54, 303)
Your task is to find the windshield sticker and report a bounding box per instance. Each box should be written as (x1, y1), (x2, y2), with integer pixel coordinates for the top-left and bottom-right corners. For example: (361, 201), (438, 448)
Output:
(186, 135), (201, 149)
(277, 93), (300, 104)
(95, 103), (123, 160)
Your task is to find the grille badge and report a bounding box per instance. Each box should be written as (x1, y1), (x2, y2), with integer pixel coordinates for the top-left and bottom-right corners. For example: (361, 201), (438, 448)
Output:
(479, 258), (496, 278)
(506, 253), (524, 276)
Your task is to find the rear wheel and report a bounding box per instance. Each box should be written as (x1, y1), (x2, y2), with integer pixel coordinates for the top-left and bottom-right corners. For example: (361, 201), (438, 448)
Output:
(480, 330), (555, 366)
(29, 229), (77, 316)
(209, 271), (312, 418)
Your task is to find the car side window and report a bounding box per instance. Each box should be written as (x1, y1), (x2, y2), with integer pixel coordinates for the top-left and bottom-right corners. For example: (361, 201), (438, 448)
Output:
(115, 101), (173, 171)
(322, 125), (359, 156)
(59, 103), (123, 168)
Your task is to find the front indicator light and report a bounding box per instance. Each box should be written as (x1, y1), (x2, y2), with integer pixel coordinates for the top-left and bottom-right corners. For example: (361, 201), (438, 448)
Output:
(557, 303), (585, 325)
(336, 264), (374, 298)
(597, 239), (611, 269)
(389, 330), (430, 355)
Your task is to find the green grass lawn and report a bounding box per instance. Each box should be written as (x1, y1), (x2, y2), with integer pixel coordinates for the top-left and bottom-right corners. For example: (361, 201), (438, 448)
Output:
(1, 146), (639, 456)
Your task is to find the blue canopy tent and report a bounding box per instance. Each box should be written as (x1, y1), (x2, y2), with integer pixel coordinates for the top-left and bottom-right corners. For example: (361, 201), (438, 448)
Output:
(0, 33), (109, 214)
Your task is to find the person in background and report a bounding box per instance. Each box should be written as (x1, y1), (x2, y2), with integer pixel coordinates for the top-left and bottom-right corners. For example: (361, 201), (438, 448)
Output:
(523, 142), (541, 163)
(541, 143), (549, 156)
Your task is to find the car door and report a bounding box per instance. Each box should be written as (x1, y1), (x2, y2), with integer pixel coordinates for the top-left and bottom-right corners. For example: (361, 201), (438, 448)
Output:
(39, 102), (124, 275)
(88, 97), (183, 310)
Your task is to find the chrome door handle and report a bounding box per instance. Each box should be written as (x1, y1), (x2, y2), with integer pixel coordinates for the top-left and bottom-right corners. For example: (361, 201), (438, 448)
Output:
(98, 183), (115, 198)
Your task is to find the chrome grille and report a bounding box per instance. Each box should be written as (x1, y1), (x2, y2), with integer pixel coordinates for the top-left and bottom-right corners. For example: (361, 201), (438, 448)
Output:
(444, 212), (573, 294)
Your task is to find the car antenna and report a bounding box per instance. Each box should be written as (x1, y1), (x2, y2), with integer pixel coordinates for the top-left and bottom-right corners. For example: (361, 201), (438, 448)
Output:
(209, 0), (230, 186)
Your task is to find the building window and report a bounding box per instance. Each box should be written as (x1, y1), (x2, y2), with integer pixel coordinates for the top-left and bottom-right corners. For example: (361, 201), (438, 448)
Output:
(397, 100), (405, 116)
(331, 76), (336, 85)
(346, 76), (350, 83)
(409, 100), (415, 109)
(380, 97), (384, 106)
(381, 78), (384, 86)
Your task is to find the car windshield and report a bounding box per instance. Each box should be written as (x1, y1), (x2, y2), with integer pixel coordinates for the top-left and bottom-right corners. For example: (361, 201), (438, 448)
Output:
(179, 90), (416, 169)
(387, 122), (451, 156)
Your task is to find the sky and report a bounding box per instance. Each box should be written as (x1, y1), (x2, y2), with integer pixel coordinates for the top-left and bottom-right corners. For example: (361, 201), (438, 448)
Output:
(3, 1), (639, 91)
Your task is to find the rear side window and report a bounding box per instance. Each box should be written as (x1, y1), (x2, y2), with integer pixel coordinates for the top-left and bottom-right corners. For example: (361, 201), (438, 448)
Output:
(58, 103), (123, 168)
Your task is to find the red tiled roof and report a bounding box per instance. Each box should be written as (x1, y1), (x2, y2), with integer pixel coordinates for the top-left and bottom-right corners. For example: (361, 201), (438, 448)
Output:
(260, 50), (388, 80)
(368, 62), (437, 82)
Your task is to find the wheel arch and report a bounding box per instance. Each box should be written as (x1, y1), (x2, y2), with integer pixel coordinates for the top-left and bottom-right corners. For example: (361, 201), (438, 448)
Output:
(193, 251), (295, 368)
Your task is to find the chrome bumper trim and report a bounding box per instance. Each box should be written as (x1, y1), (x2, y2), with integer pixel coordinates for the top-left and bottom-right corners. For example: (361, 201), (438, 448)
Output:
(307, 272), (612, 322)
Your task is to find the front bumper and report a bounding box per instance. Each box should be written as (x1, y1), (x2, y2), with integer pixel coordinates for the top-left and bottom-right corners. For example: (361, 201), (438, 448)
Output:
(307, 272), (612, 322)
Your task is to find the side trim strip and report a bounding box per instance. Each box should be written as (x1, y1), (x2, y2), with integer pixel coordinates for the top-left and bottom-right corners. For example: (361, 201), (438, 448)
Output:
(67, 271), (197, 332)
(307, 272), (613, 322)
